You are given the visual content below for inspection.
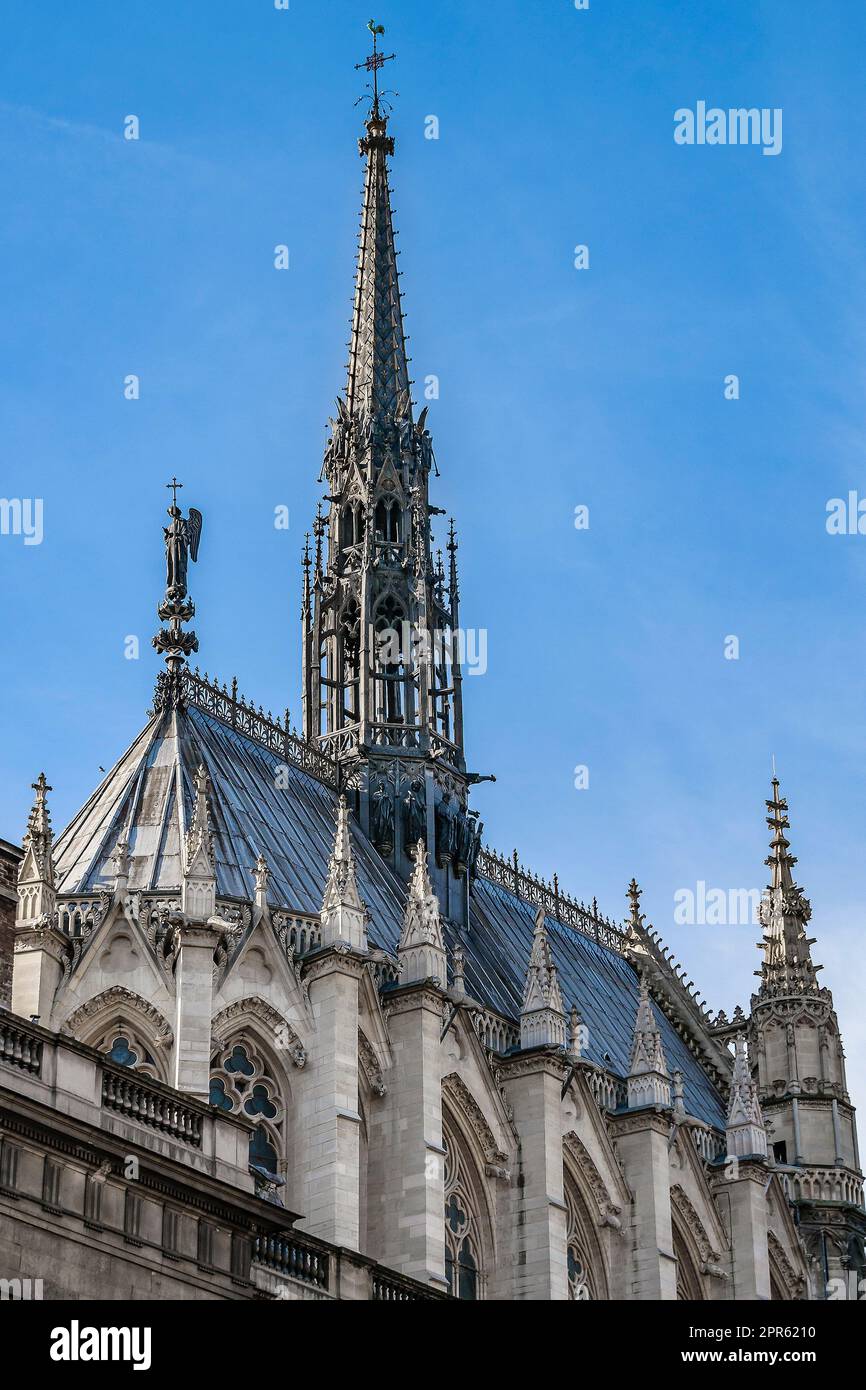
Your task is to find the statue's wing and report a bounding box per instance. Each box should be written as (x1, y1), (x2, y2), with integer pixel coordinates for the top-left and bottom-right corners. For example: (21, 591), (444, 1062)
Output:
(417, 406), (429, 433)
(188, 508), (203, 563)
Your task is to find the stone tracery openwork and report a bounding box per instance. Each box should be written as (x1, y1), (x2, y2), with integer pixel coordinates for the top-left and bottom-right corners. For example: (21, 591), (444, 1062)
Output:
(442, 1119), (486, 1301)
(209, 1035), (286, 1179)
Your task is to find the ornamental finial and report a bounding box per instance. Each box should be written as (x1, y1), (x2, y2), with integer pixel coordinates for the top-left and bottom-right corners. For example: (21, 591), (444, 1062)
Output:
(626, 878), (645, 933)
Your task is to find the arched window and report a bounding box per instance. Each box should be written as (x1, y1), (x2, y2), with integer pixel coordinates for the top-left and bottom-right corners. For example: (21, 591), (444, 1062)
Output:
(209, 1037), (284, 1179)
(564, 1183), (598, 1300)
(95, 1024), (160, 1080)
(442, 1125), (488, 1300)
(374, 595), (409, 724)
(339, 599), (360, 724)
(374, 498), (401, 545)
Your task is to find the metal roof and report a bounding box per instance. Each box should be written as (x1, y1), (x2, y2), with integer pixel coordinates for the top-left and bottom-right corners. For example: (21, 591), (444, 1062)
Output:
(51, 701), (726, 1130)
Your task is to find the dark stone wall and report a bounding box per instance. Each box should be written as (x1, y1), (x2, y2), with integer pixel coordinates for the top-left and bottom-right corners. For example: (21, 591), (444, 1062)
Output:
(0, 840), (22, 1008)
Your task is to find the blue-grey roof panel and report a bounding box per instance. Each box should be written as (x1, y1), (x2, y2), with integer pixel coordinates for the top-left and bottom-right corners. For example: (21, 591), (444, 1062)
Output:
(53, 702), (726, 1130)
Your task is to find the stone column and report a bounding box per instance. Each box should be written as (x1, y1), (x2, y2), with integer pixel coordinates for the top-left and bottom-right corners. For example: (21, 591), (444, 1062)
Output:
(500, 1050), (569, 1300)
(367, 983), (447, 1289)
(11, 924), (68, 1025)
(611, 1109), (678, 1299)
(716, 1160), (771, 1300)
(173, 921), (220, 1098)
(298, 948), (365, 1251)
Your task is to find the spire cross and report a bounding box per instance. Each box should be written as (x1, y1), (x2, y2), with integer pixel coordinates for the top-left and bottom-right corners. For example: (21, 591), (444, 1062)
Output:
(355, 21), (396, 115)
(166, 476), (183, 508)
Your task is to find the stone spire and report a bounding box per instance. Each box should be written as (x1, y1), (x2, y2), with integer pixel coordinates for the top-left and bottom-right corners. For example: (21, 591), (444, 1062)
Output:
(345, 47), (408, 423)
(182, 764), (216, 921)
(756, 776), (821, 998)
(726, 1034), (768, 1160)
(520, 907), (566, 1049)
(16, 773), (56, 926)
(320, 796), (367, 950)
(627, 977), (671, 1109)
(302, 30), (472, 933)
(398, 840), (446, 985)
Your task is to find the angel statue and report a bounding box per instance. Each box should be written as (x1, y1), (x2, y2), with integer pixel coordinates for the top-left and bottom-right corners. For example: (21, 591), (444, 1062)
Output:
(163, 486), (202, 599)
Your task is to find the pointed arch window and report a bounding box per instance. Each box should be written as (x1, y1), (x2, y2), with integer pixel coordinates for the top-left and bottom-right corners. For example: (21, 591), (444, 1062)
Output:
(442, 1129), (486, 1300)
(209, 1038), (285, 1180)
(374, 595), (411, 724)
(564, 1182), (599, 1300)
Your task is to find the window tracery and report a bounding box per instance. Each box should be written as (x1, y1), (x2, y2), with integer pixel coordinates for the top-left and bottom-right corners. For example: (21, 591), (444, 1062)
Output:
(208, 1037), (284, 1177)
(95, 1024), (160, 1080)
(565, 1183), (596, 1300)
(442, 1128), (484, 1300)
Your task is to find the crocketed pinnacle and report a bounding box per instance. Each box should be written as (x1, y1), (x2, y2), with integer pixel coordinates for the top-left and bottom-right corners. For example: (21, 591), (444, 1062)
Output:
(757, 777), (821, 998)
(522, 907), (565, 1016)
(346, 110), (411, 424)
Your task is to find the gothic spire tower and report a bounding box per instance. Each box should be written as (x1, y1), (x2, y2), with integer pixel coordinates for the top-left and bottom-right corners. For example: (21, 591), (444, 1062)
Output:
(301, 27), (480, 921)
(749, 776), (865, 1296)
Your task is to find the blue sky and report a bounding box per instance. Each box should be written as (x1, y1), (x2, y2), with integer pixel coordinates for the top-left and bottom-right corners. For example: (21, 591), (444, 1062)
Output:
(1, 1), (865, 1112)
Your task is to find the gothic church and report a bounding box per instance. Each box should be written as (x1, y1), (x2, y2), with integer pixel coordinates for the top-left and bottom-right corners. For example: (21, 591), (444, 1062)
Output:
(1, 56), (863, 1302)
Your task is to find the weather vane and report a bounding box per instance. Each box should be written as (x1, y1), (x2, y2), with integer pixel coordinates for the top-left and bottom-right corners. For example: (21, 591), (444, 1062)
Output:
(355, 19), (396, 116)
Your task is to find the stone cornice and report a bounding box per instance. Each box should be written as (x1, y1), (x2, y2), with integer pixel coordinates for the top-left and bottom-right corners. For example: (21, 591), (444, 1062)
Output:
(13, 923), (69, 963)
(495, 1047), (569, 1084)
(381, 981), (445, 1018)
(302, 944), (369, 986)
(177, 921), (223, 949)
(709, 1157), (769, 1187)
(608, 1107), (672, 1140)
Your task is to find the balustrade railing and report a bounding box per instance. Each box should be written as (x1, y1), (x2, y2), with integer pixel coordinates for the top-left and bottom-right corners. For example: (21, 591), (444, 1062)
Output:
(161, 668), (339, 789)
(371, 1270), (444, 1301)
(0, 1015), (43, 1077)
(780, 1166), (864, 1208)
(253, 1234), (329, 1290)
(476, 847), (625, 953)
(470, 1006), (519, 1054)
(272, 912), (321, 957)
(586, 1066), (627, 1113)
(102, 1065), (203, 1148)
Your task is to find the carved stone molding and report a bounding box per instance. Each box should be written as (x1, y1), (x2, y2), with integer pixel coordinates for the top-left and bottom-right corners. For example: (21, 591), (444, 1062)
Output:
(211, 997), (306, 1069)
(382, 983), (445, 1019)
(359, 1030), (386, 1097)
(670, 1183), (722, 1272)
(768, 1231), (807, 1297)
(608, 1108), (671, 1140)
(494, 1049), (569, 1084)
(442, 1072), (507, 1167)
(62, 987), (173, 1050)
(563, 1131), (622, 1229)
